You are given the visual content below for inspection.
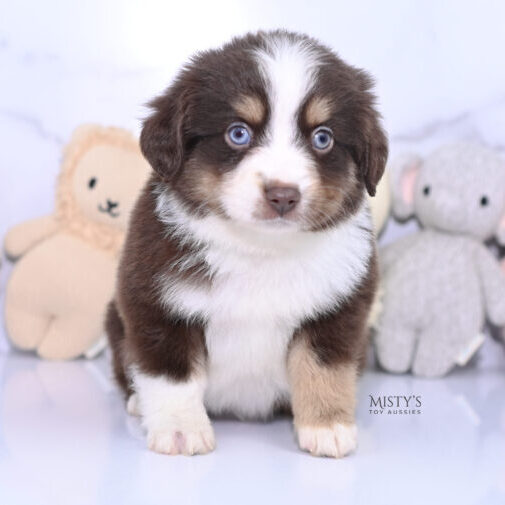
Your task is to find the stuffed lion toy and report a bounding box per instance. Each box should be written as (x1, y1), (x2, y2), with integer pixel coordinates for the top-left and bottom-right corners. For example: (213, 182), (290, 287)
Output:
(4, 125), (150, 360)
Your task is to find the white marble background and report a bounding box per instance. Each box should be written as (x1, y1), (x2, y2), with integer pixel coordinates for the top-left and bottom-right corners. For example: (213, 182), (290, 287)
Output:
(1, 0), (505, 355)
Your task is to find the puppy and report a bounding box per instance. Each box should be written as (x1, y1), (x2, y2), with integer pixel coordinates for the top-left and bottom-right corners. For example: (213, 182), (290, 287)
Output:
(107, 30), (387, 458)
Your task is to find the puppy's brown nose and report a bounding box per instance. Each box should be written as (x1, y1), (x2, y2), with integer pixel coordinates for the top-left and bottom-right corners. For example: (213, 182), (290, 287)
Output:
(264, 186), (301, 216)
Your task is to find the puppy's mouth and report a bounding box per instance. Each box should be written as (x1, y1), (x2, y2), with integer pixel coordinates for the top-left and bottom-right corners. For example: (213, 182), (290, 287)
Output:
(251, 198), (302, 229)
(98, 200), (120, 218)
(248, 211), (301, 232)
(259, 215), (299, 226)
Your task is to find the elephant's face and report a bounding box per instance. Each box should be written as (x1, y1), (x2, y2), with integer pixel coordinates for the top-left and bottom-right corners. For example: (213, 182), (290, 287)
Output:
(393, 143), (505, 243)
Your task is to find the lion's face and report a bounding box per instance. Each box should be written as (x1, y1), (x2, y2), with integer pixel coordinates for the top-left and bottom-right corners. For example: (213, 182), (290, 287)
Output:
(72, 144), (150, 231)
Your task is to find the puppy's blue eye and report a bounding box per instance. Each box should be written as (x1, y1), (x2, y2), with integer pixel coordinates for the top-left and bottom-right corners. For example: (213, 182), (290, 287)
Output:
(226, 122), (252, 148)
(312, 127), (334, 152)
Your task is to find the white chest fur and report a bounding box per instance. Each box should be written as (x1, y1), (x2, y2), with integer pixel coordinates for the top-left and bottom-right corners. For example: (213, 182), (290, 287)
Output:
(156, 194), (373, 419)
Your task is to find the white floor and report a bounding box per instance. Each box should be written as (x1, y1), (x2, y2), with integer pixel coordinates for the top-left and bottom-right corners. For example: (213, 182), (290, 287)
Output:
(0, 352), (504, 505)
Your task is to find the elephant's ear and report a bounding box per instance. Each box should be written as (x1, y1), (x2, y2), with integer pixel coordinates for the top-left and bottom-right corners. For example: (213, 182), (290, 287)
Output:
(390, 153), (423, 221)
(497, 214), (505, 246)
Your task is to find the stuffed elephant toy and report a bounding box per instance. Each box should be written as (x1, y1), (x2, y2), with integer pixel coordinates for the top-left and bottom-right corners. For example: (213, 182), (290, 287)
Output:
(375, 143), (505, 378)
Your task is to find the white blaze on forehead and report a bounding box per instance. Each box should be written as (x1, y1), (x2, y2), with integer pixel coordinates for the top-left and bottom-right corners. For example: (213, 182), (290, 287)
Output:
(219, 35), (324, 225)
(255, 35), (322, 146)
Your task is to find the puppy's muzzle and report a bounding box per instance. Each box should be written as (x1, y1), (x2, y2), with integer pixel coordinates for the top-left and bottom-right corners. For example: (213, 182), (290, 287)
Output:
(264, 185), (301, 217)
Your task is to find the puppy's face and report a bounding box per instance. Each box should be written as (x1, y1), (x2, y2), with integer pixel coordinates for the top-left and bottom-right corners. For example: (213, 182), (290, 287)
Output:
(141, 32), (388, 232)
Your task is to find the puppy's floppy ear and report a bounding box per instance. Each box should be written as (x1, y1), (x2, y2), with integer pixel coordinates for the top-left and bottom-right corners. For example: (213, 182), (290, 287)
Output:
(140, 83), (191, 180)
(390, 153), (423, 221)
(353, 73), (388, 197)
(360, 122), (388, 197)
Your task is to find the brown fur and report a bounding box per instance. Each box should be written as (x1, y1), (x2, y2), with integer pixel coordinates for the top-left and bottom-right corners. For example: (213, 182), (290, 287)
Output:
(106, 179), (210, 392)
(106, 300), (132, 398)
(108, 31), (386, 427)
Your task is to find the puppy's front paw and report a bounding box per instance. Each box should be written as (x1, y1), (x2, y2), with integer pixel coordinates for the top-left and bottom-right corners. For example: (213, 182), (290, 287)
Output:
(296, 423), (357, 458)
(133, 371), (214, 455)
(147, 423), (215, 456)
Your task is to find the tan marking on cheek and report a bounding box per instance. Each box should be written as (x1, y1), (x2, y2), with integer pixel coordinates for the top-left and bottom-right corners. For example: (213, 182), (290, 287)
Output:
(233, 95), (265, 125)
(181, 160), (224, 214)
(303, 164), (361, 230)
(305, 96), (333, 127)
(287, 338), (357, 427)
(311, 184), (344, 217)
(303, 179), (344, 229)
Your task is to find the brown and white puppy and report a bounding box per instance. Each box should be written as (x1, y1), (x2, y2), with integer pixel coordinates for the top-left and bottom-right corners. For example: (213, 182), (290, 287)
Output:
(107, 30), (388, 458)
